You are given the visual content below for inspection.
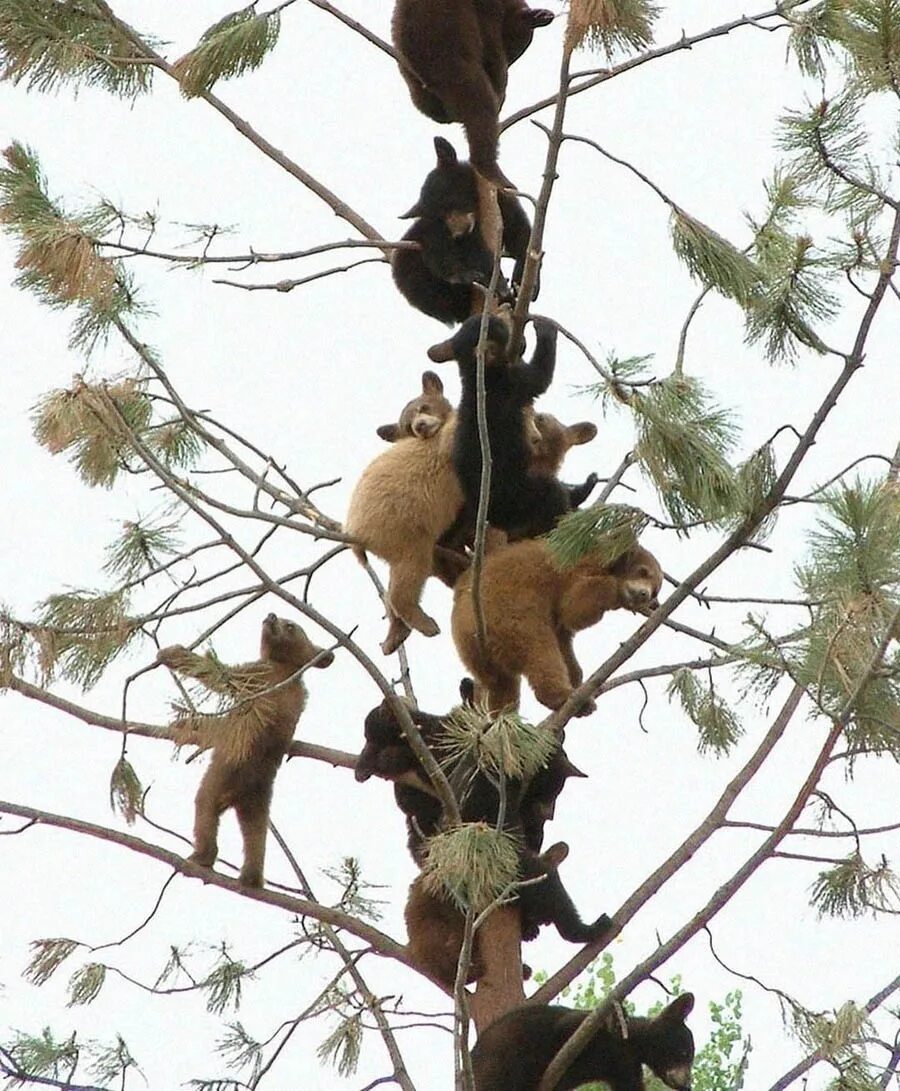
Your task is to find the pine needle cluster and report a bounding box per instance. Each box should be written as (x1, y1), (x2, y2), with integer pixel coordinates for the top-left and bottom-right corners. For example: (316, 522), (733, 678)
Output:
(793, 1000), (872, 1067)
(172, 7), (282, 98)
(810, 852), (900, 918)
(317, 1011), (362, 1078)
(670, 210), (762, 307)
(440, 703), (559, 787)
(203, 955), (251, 1016)
(546, 502), (648, 569)
(793, 478), (900, 755)
(839, 0), (900, 94)
(109, 754), (143, 825)
(421, 824), (520, 914)
(786, 0), (854, 78)
(37, 588), (135, 688)
(0, 0), (155, 96)
(67, 963), (106, 1007)
(24, 937), (80, 986)
(103, 514), (182, 581)
(564, 0), (659, 57)
(667, 669), (744, 757)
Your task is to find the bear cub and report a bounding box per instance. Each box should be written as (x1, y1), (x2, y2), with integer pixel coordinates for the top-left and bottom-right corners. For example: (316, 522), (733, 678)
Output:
(392, 0), (554, 186)
(392, 137), (535, 324)
(158, 614), (333, 888)
(471, 993), (695, 1091)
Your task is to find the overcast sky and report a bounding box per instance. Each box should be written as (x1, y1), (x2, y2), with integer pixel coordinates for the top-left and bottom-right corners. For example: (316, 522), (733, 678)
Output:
(1, 2), (899, 1089)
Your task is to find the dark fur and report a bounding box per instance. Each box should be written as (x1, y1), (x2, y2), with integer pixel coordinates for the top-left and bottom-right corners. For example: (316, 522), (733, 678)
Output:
(471, 994), (696, 1091)
(392, 137), (536, 324)
(391, 0), (554, 185)
(159, 615), (333, 888)
(429, 315), (576, 536)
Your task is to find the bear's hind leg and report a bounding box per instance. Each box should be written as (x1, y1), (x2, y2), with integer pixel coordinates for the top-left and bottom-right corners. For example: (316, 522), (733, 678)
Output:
(386, 551), (440, 642)
(436, 69), (509, 187)
(190, 765), (226, 869)
(234, 795), (271, 889)
(522, 638), (574, 712)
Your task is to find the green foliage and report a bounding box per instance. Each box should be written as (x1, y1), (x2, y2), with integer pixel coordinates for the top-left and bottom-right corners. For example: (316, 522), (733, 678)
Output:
(632, 376), (742, 527)
(422, 824), (520, 914)
(546, 503), (649, 569)
(810, 852), (900, 918)
(3, 1026), (79, 1082)
(786, 0), (854, 78)
(216, 1021), (262, 1084)
(173, 6), (282, 97)
(109, 754), (143, 825)
(145, 418), (205, 469)
(794, 1000), (873, 1068)
(839, 0), (900, 93)
(32, 375), (153, 488)
(667, 669), (744, 756)
(103, 514), (182, 581)
(23, 937), (80, 986)
(565, 0), (659, 57)
(793, 478), (900, 755)
(670, 209), (763, 307)
(202, 954), (252, 1016)
(36, 587), (136, 688)
(441, 704), (558, 786)
(0, 0), (156, 96)
(322, 857), (385, 923)
(317, 1011), (362, 1077)
(88, 1033), (139, 1085)
(66, 963), (106, 1007)
(733, 443), (779, 540)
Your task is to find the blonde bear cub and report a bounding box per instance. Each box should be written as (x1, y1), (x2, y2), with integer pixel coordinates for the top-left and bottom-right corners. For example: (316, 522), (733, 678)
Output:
(451, 540), (663, 714)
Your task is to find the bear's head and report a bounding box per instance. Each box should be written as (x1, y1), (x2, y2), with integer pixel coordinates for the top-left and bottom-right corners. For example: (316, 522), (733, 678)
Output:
(608, 544), (663, 611)
(640, 993), (695, 1091)
(399, 137), (479, 237)
(376, 371), (454, 442)
(530, 413), (597, 477)
(426, 313), (511, 367)
(260, 614), (334, 670)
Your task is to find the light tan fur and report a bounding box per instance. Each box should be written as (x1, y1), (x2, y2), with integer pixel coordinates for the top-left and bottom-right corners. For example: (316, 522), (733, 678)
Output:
(159, 614), (333, 888)
(528, 413), (596, 478)
(451, 541), (663, 713)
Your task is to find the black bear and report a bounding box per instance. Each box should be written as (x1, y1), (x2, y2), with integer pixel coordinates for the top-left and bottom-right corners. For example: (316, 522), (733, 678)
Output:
(392, 137), (535, 324)
(391, 0), (554, 186)
(428, 314), (577, 537)
(471, 993), (696, 1091)
(405, 841), (611, 988)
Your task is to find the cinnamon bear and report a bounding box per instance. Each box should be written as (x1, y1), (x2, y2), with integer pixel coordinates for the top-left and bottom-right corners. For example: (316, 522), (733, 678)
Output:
(451, 540), (663, 713)
(428, 314), (583, 539)
(471, 993), (695, 1091)
(391, 137), (536, 324)
(405, 841), (610, 989)
(158, 614), (334, 888)
(391, 0), (554, 185)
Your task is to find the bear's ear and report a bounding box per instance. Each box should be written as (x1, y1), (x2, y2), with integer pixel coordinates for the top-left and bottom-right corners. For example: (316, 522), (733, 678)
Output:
(661, 994), (695, 1022)
(377, 423), (401, 442)
(541, 841), (570, 868)
(434, 136), (458, 166)
(566, 421), (598, 446)
(427, 336), (456, 363)
(421, 370), (444, 395)
(560, 753), (588, 779)
(399, 199), (424, 219)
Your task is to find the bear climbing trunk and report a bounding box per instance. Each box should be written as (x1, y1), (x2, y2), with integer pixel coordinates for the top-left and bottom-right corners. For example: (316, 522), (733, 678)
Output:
(468, 905), (526, 1032)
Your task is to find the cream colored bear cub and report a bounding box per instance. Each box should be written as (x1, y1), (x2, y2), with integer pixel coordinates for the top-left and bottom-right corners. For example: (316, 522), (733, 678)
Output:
(345, 371), (463, 655)
(452, 540), (663, 714)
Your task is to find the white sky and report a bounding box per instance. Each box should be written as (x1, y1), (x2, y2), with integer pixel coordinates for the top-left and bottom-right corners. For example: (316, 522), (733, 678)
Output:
(1, 2), (899, 1089)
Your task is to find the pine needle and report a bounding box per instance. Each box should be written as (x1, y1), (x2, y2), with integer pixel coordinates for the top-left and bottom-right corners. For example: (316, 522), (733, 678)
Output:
(786, 0), (853, 78)
(203, 958), (250, 1015)
(565, 0), (659, 57)
(317, 1013), (362, 1077)
(810, 852), (900, 918)
(24, 938), (80, 985)
(839, 0), (900, 93)
(545, 502), (649, 569)
(439, 705), (558, 784)
(671, 209), (763, 307)
(667, 669), (743, 757)
(172, 7), (281, 98)
(109, 755), (143, 825)
(103, 516), (182, 580)
(421, 825), (520, 914)
(37, 587), (135, 688)
(67, 963), (106, 1007)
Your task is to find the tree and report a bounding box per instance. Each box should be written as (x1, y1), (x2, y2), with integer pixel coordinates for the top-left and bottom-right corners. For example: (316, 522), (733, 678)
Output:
(1, 1), (899, 1089)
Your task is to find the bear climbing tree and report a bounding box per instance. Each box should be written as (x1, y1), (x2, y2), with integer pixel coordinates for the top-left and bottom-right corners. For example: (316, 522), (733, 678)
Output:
(1, 2), (900, 1091)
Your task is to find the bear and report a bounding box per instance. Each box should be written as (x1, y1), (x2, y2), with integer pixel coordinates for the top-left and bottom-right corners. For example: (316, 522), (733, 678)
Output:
(452, 540), (663, 714)
(405, 841), (611, 989)
(345, 370), (462, 655)
(157, 614), (334, 888)
(428, 314), (582, 539)
(391, 137), (536, 324)
(470, 992), (696, 1091)
(391, 0), (554, 186)
(354, 695), (586, 861)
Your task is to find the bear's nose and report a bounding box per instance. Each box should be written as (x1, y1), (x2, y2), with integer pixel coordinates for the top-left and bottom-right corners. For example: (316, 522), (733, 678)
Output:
(265, 612), (276, 623)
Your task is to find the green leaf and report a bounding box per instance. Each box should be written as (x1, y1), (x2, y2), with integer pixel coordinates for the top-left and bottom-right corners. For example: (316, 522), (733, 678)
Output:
(667, 669), (744, 757)
(103, 515), (182, 580)
(172, 6), (281, 97)
(37, 587), (136, 688)
(670, 210), (763, 307)
(546, 503), (649, 569)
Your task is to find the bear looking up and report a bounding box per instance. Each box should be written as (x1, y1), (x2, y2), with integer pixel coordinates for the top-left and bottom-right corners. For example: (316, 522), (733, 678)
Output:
(405, 841), (611, 989)
(452, 540), (663, 714)
(158, 614), (334, 888)
(345, 371), (462, 655)
(391, 1), (554, 186)
(392, 137), (536, 324)
(428, 314), (579, 538)
(470, 993), (695, 1091)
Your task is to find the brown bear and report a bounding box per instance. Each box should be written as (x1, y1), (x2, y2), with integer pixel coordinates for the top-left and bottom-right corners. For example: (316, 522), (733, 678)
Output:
(470, 993), (696, 1091)
(391, 0), (554, 186)
(158, 614), (334, 888)
(405, 841), (610, 989)
(345, 371), (463, 655)
(451, 541), (663, 713)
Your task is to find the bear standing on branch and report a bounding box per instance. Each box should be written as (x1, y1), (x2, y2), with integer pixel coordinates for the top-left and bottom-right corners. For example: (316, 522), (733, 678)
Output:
(470, 993), (695, 1091)
(391, 0), (554, 186)
(158, 614), (334, 888)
